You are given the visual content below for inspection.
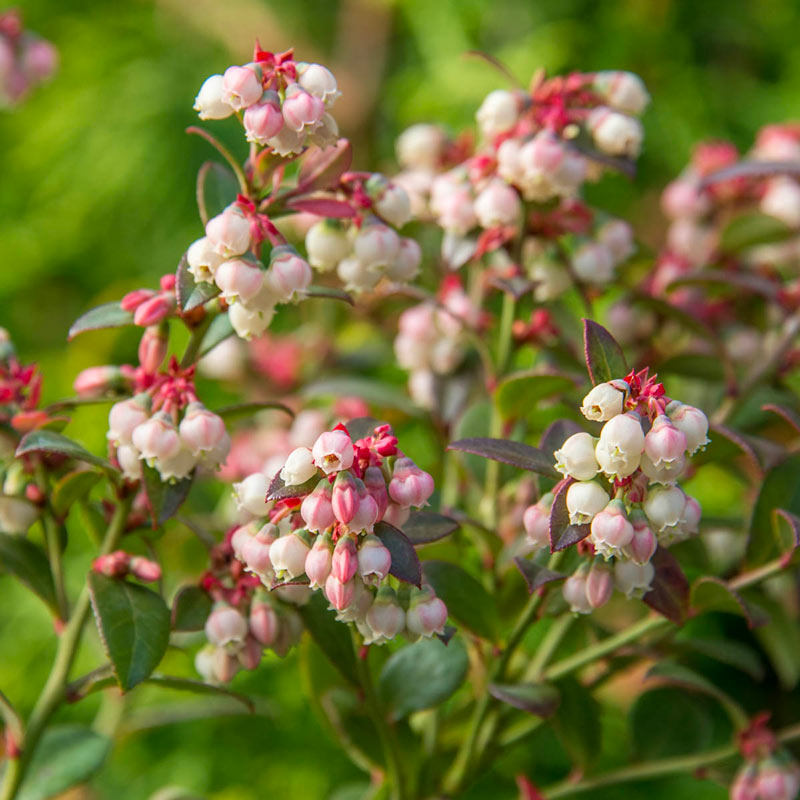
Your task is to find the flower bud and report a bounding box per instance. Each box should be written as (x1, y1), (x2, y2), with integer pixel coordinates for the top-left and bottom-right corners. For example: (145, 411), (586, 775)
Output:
(353, 224), (401, 270)
(566, 480), (609, 525)
(523, 494), (552, 549)
(205, 605), (248, 647)
(363, 465), (389, 519)
(267, 248), (312, 302)
(389, 457), (434, 508)
(761, 177), (800, 228)
(269, 531), (311, 580)
(22, 38), (58, 82)
(156, 445), (196, 482)
(195, 645), (217, 683)
(644, 415), (687, 468)
(332, 470), (359, 524)
(228, 302), (273, 340)
(215, 258), (264, 304)
(300, 479), (336, 532)
(562, 566), (592, 614)
(129, 556), (161, 582)
(282, 83), (325, 132)
(305, 220), (351, 271)
(581, 380), (628, 421)
(587, 107), (643, 158)
(212, 647), (240, 683)
(297, 62), (340, 105)
(754, 757), (800, 800)
(133, 294), (175, 327)
(222, 65), (262, 110)
(396, 124), (445, 170)
(661, 178), (710, 219)
(572, 242), (615, 284)
(132, 411), (181, 463)
(265, 124), (305, 157)
(474, 179), (521, 228)
(624, 514), (658, 564)
(206, 207), (251, 258)
(596, 412), (645, 479)
(120, 288), (156, 312)
(640, 451), (687, 485)
(597, 219), (635, 263)
(72, 365), (123, 397)
(681, 495), (702, 536)
(117, 444), (143, 481)
(243, 91), (284, 144)
(92, 551), (130, 578)
(249, 602), (279, 646)
(643, 485), (686, 534)
(280, 447), (317, 486)
(324, 574), (355, 611)
(383, 502), (411, 528)
(666, 401), (709, 455)
(337, 256), (381, 292)
(593, 71), (650, 115)
(238, 635), (262, 670)
(240, 522), (277, 581)
(433, 185), (477, 233)
(476, 89), (519, 138)
(138, 326), (168, 374)
(364, 587), (405, 645)
(108, 395), (150, 446)
(233, 472), (271, 517)
(179, 402), (227, 456)
(367, 175), (412, 228)
(406, 585), (448, 638)
(586, 558), (614, 609)
(194, 74), (234, 120)
(554, 432), (600, 481)
(334, 577), (373, 623)
(331, 533), (359, 583)
(358, 534), (392, 585)
(187, 237), (223, 283)
(304, 533), (334, 589)
(614, 559), (654, 598)
(312, 429), (354, 474)
(590, 499), (635, 559)
(385, 237), (422, 283)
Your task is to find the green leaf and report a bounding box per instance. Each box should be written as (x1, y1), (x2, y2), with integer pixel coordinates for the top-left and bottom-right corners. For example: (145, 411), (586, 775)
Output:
(378, 635), (468, 720)
(582, 319), (628, 385)
(401, 511), (459, 545)
(447, 437), (559, 478)
(144, 674), (253, 712)
(643, 547), (690, 624)
(67, 302), (134, 340)
(171, 585), (212, 632)
(16, 430), (116, 473)
(183, 278), (221, 313)
(0, 533), (57, 613)
(690, 576), (768, 628)
(196, 160), (239, 226)
(142, 463), (193, 527)
(551, 677), (601, 769)
(747, 455), (800, 564)
(198, 313), (235, 357)
(88, 573), (170, 691)
(51, 470), (102, 517)
(215, 401), (294, 423)
(720, 212), (794, 253)
(302, 377), (419, 416)
(374, 521), (421, 586)
(304, 285), (355, 305)
(495, 372), (576, 420)
(298, 591), (359, 685)
(17, 724), (109, 800)
(422, 560), (498, 641)
(488, 682), (560, 717)
(754, 595), (800, 689)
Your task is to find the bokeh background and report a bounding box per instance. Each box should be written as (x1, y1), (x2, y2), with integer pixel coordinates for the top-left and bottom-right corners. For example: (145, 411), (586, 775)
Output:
(3, 0), (800, 797)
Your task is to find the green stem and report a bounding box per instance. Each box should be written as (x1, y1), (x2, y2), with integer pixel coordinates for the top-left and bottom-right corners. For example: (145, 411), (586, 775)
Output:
(42, 515), (68, 621)
(0, 496), (132, 800)
(180, 310), (216, 369)
(543, 721), (800, 799)
(351, 630), (407, 800)
(525, 613), (574, 682)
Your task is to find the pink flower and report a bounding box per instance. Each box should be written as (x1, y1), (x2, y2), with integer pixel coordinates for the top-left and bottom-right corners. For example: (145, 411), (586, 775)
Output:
(129, 556), (162, 583)
(205, 605), (248, 647)
(222, 65), (262, 110)
(312, 429), (355, 474)
(243, 91), (284, 144)
(249, 603), (279, 646)
(590, 499), (635, 558)
(585, 559), (613, 609)
(388, 457), (434, 508)
(304, 534), (334, 589)
(215, 259), (264, 303)
(267, 248), (312, 301)
(363, 466), (389, 519)
(206, 207), (251, 258)
(364, 587), (405, 644)
(133, 294), (175, 327)
(324, 574), (355, 611)
(332, 470), (359, 524)
(179, 402), (227, 456)
(300, 480), (336, 532)
(132, 411), (181, 462)
(405, 586), (448, 637)
(281, 83), (325, 132)
(331, 534), (359, 583)
(240, 523), (277, 580)
(269, 532), (311, 580)
(357, 534), (392, 585)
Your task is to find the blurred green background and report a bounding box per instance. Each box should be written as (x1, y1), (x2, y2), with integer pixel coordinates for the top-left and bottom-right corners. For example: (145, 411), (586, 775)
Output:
(3, 0), (800, 797)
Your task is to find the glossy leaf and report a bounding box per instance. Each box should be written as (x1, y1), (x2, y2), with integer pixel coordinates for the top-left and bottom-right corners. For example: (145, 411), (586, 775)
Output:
(17, 724), (109, 800)
(773, 509), (800, 558)
(447, 437), (559, 478)
(302, 377), (419, 416)
(402, 511), (459, 545)
(17, 430), (116, 473)
(582, 319), (628, 385)
(267, 471), (318, 502)
(422, 560), (498, 641)
(748, 455), (800, 564)
(719, 211), (794, 253)
(88, 573), (170, 691)
(513, 557), (566, 594)
(298, 591), (359, 685)
(67, 302), (134, 341)
(495, 372), (576, 420)
(215, 401), (294, 423)
(643, 547), (690, 625)
(378, 635), (468, 720)
(144, 674), (253, 712)
(551, 677), (601, 769)
(196, 160), (239, 226)
(488, 682), (560, 717)
(142, 462), (193, 527)
(691, 576), (768, 628)
(754, 595), (800, 689)
(374, 521), (421, 586)
(171, 585), (212, 632)
(51, 470), (101, 517)
(0, 533), (57, 613)
(198, 312), (235, 357)
(548, 479), (592, 552)
(182, 278), (221, 313)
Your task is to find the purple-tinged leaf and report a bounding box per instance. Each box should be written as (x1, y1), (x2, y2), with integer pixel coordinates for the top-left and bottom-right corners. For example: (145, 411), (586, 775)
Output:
(17, 430), (116, 473)
(514, 557), (566, 594)
(171, 585), (212, 632)
(215, 402), (294, 423)
(709, 424), (763, 474)
(643, 548), (690, 625)
(539, 419), (584, 457)
(773, 508), (800, 557)
(762, 404), (800, 435)
(175, 253), (194, 311)
(68, 302), (134, 341)
(286, 196), (356, 218)
(402, 511), (459, 545)
(549, 479), (593, 552)
(142, 463), (193, 527)
(296, 139), (353, 193)
(669, 268), (780, 299)
(303, 285), (355, 305)
(690, 576), (768, 629)
(583, 319), (628, 385)
(448, 437), (558, 478)
(344, 416), (381, 441)
(374, 521), (422, 586)
(700, 160), (800, 188)
(436, 625), (457, 646)
(488, 682), (560, 717)
(267, 471), (318, 502)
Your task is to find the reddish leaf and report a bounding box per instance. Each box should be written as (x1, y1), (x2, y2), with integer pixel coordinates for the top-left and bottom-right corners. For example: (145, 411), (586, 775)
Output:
(582, 319), (628, 385)
(549, 479), (592, 552)
(763, 404), (800, 435)
(513, 557), (566, 594)
(643, 548), (690, 625)
(286, 197), (355, 218)
(448, 437), (558, 478)
(296, 139), (353, 193)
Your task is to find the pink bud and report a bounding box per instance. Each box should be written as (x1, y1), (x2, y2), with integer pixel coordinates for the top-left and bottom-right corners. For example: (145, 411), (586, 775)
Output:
(206, 207), (251, 258)
(474, 179), (521, 228)
(128, 556), (162, 582)
(586, 559), (614, 609)
(249, 602), (279, 646)
(304, 534), (334, 588)
(267, 248), (312, 302)
(363, 466), (389, 519)
(215, 259), (264, 303)
(388, 457), (434, 508)
(121, 288), (156, 312)
(364, 587), (405, 644)
(243, 91), (284, 144)
(348, 484), (379, 534)
(92, 551), (130, 578)
(331, 534), (359, 583)
(644, 415), (687, 466)
(353, 224), (401, 269)
(406, 586), (448, 637)
(179, 402), (227, 456)
(324, 574), (355, 611)
(240, 523), (277, 579)
(205, 605), (248, 647)
(382, 503), (411, 528)
(562, 568), (592, 614)
(238, 636), (262, 670)
(22, 38), (58, 82)
(590, 500), (635, 559)
(222, 65), (263, 110)
(332, 470), (359, 524)
(74, 365), (125, 397)
(132, 411), (181, 462)
(133, 294), (175, 327)
(213, 647), (240, 683)
(269, 531), (311, 580)
(624, 517), (657, 564)
(357, 534), (392, 585)
(138, 326), (168, 374)
(311, 429), (354, 474)
(300, 480), (336, 532)
(523, 498), (551, 549)
(281, 83), (325, 132)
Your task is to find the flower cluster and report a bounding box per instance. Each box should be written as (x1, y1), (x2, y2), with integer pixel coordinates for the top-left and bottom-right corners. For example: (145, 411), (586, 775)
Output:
(730, 716), (800, 800)
(92, 551), (162, 583)
(231, 423), (447, 644)
(0, 10), (57, 108)
(524, 369), (709, 612)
